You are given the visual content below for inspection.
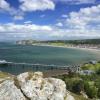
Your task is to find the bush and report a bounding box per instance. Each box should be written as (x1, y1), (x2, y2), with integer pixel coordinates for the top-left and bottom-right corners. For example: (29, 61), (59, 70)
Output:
(72, 80), (84, 94)
(97, 88), (100, 98)
(96, 68), (100, 75)
(84, 81), (98, 99)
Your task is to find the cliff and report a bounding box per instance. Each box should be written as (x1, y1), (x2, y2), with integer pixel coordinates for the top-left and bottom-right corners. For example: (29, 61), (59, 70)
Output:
(0, 71), (75, 100)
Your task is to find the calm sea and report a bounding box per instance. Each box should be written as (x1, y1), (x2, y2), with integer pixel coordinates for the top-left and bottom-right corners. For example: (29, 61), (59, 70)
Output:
(0, 43), (100, 74)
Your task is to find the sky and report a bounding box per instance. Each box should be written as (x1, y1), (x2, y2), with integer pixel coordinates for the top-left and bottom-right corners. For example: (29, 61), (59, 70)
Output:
(0, 0), (100, 41)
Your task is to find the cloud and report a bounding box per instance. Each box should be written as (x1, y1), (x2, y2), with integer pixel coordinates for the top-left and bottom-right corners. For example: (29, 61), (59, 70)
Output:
(0, 0), (24, 20)
(66, 4), (100, 30)
(0, 23), (53, 41)
(52, 4), (100, 39)
(24, 21), (32, 24)
(0, 0), (11, 11)
(19, 0), (55, 12)
(56, 22), (63, 27)
(0, 0), (55, 20)
(0, 1), (100, 41)
(0, 23), (52, 32)
(13, 15), (24, 20)
(53, 0), (97, 4)
(50, 4), (100, 40)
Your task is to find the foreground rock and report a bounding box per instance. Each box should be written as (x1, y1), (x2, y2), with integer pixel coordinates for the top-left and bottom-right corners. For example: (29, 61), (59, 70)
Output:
(0, 80), (26, 100)
(0, 71), (75, 100)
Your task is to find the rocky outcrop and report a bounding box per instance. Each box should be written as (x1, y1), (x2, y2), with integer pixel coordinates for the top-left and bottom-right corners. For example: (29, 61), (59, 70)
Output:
(0, 80), (26, 100)
(0, 71), (75, 100)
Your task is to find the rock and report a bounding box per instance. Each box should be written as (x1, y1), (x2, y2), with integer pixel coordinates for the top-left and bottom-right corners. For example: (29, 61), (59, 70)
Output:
(17, 72), (29, 85)
(65, 92), (75, 100)
(0, 80), (26, 100)
(0, 71), (75, 100)
(17, 72), (75, 100)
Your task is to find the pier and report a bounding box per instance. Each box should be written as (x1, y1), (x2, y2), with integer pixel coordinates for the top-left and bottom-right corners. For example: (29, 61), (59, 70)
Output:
(0, 61), (81, 73)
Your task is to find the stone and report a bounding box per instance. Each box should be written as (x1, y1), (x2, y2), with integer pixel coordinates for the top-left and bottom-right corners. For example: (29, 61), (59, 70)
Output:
(17, 72), (75, 100)
(0, 80), (26, 100)
(0, 71), (75, 100)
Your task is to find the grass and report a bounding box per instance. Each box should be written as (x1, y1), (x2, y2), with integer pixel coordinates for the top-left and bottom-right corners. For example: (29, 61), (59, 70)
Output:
(81, 63), (100, 72)
(0, 71), (14, 83)
(71, 92), (90, 100)
(0, 72), (12, 78)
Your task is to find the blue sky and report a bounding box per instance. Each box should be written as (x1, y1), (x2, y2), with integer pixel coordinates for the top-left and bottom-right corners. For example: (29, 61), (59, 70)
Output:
(0, 0), (100, 41)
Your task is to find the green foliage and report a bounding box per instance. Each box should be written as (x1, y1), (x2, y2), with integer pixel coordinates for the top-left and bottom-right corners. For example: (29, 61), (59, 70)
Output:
(17, 39), (100, 45)
(96, 68), (100, 75)
(84, 81), (98, 99)
(97, 88), (100, 98)
(72, 80), (84, 93)
(56, 71), (100, 99)
(81, 63), (100, 72)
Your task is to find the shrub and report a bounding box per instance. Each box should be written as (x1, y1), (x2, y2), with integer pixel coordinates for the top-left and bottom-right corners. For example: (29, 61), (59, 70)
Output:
(84, 82), (98, 98)
(97, 88), (100, 98)
(72, 80), (84, 94)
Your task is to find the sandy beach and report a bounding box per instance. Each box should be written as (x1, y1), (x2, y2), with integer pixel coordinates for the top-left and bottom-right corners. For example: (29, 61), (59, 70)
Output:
(32, 44), (100, 53)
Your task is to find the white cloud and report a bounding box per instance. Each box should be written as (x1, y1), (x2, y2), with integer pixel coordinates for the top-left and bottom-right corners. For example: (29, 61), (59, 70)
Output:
(0, 0), (11, 11)
(56, 22), (63, 27)
(0, 23), (52, 32)
(0, 23), (53, 41)
(14, 15), (24, 20)
(0, 21), (100, 41)
(66, 4), (100, 30)
(0, 0), (55, 21)
(0, 0), (24, 20)
(53, 0), (96, 4)
(0, 1), (100, 40)
(52, 4), (100, 39)
(19, 0), (55, 12)
(24, 21), (32, 24)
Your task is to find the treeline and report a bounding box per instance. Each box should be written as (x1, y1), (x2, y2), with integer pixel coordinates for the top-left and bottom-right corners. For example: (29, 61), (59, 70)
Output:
(41, 39), (100, 45)
(16, 39), (100, 45)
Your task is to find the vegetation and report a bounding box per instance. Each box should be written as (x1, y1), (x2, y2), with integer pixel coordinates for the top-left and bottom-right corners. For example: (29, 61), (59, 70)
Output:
(0, 72), (12, 78)
(81, 63), (100, 72)
(55, 74), (100, 99)
(71, 92), (90, 100)
(16, 39), (100, 45)
(0, 72), (14, 84)
(55, 62), (100, 99)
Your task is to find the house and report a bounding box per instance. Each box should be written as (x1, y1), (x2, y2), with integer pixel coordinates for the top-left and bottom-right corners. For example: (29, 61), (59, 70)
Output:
(89, 60), (97, 65)
(79, 70), (95, 75)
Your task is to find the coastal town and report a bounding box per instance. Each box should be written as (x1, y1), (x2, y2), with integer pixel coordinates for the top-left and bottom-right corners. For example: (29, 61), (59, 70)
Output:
(16, 39), (100, 50)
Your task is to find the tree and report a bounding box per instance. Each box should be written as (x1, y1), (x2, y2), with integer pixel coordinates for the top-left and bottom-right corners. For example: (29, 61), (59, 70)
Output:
(72, 80), (84, 94)
(97, 87), (100, 98)
(84, 82), (98, 98)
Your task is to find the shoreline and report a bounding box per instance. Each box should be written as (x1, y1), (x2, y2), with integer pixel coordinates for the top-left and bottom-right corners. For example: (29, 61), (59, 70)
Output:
(31, 44), (100, 53)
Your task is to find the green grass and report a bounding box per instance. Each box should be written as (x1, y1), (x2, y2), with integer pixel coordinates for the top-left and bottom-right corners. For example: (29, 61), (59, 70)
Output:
(81, 63), (100, 72)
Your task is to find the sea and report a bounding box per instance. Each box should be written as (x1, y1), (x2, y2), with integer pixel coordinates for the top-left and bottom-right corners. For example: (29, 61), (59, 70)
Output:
(0, 42), (100, 74)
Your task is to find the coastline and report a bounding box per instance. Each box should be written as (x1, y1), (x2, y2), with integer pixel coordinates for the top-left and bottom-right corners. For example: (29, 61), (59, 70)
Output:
(31, 44), (100, 53)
